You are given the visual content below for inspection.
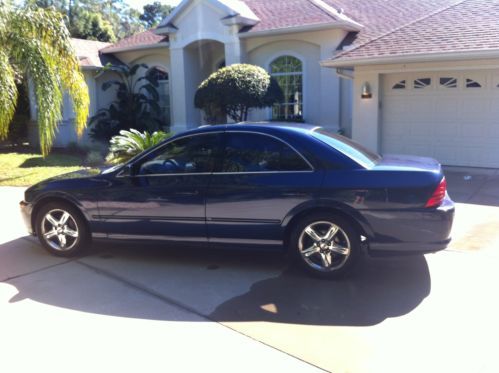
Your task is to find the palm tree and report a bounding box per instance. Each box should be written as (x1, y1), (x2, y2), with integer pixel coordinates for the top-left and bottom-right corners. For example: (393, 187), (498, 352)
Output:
(0, 3), (89, 155)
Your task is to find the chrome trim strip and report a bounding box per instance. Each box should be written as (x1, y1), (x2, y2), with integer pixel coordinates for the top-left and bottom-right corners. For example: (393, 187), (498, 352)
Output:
(212, 170), (314, 175)
(98, 215), (204, 222)
(207, 217), (281, 224)
(125, 172), (213, 178)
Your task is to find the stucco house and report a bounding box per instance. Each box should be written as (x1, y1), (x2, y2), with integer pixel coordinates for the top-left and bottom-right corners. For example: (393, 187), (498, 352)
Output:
(29, 0), (499, 168)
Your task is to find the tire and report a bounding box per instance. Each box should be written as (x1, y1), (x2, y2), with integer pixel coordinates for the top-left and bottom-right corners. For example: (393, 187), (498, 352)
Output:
(289, 213), (360, 279)
(35, 202), (90, 257)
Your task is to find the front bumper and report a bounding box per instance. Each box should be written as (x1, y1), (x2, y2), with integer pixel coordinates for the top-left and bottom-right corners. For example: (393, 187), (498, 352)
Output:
(363, 196), (455, 255)
(19, 200), (35, 235)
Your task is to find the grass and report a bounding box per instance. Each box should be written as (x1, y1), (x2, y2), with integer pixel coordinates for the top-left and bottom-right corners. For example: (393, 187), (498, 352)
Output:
(0, 150), (86, 186)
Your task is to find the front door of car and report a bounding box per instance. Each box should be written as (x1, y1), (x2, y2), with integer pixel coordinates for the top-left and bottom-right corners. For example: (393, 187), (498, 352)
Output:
(206, 131), (323, 248)
(98, 132), (223, 242)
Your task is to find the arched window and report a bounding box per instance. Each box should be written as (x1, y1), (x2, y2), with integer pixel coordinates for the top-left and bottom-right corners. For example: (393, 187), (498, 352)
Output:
(146, 66), (170, 127)
(270, 56), (303, 121)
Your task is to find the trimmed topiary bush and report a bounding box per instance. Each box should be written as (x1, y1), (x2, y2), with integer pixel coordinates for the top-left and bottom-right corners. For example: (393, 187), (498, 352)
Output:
(194, 64), (283, 124)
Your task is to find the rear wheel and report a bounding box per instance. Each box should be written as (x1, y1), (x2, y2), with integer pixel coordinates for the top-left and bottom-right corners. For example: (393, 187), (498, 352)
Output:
(35, 202), (89, 257)
(290, 213), (360, 279)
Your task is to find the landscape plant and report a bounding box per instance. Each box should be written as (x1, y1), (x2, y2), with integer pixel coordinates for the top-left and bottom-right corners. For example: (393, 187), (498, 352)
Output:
(0, 3), (90, 156)
(194, 64), (283, 124)
(89, 63), (164, 142)
(106, 128), (171, 164)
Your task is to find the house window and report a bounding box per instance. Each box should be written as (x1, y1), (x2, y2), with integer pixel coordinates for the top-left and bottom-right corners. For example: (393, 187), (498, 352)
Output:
(147, 67), (170, 128)
(440, 77), (457, 88)
(270, 56), (303, 121)
(414, 78), (431, 89)
(392, 80), (406, 89)
(466, 78), (482, 88)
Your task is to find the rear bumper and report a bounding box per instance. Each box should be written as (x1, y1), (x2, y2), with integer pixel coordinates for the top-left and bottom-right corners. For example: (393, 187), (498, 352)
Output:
(363, 196), (455, 255)
(19, 200), (35, 235)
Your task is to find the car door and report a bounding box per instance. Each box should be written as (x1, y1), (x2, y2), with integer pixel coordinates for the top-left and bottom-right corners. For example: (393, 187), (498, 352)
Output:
(206, 131), (323, 249)
(98, 132), (223, 242)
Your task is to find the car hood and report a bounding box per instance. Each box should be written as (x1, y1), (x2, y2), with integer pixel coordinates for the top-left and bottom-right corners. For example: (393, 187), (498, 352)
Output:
(374, 154), (442, 173)
(44, 167), (103, 181)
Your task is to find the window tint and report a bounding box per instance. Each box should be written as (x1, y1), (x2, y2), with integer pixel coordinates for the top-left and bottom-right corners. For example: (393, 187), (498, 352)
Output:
(222, 133), (311, 173)
(312, 129), (381, 168)
(138, 134), (220, 175)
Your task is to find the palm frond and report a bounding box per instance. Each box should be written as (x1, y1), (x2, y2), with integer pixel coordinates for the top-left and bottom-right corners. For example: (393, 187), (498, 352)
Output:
(106, 129), (171, 165)
(1, 5), (89, 156)
(0, 50), (18, 140)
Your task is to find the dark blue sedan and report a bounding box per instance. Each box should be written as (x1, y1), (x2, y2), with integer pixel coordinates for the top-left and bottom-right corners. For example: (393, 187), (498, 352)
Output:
(20, 123), (454, 278)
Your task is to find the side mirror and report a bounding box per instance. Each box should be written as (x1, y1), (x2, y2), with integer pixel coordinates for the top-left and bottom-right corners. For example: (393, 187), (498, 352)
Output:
(117, 164), (134, 178)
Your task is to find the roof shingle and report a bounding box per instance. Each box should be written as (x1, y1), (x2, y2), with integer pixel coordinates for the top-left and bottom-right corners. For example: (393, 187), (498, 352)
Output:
(71, 38), (111, 67)
(101, 30), (168, 53)
(240, 0), (338, 33)
(331, 0), (499, 63)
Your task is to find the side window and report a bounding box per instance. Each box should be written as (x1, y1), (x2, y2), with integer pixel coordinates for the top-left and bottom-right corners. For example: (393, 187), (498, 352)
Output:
(137, 134), (220, 175)
(222, 133), (311, 173)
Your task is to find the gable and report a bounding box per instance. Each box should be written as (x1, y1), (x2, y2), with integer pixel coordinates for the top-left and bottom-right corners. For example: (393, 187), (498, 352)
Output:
(157, 0), (259, 33)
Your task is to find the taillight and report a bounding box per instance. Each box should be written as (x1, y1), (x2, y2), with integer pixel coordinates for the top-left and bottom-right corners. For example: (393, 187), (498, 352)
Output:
(425, 177), (447, 208)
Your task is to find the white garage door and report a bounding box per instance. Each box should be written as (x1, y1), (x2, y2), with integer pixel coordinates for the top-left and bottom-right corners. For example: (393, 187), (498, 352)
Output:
(381, 70), (499, 167)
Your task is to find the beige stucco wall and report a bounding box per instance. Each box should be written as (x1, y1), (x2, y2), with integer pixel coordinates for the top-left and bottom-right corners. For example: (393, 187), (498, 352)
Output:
(244, 29), (348, 131)
(246, 39), (321, 124)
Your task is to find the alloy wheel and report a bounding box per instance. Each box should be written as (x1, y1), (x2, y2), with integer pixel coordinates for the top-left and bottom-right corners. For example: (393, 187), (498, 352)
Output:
(298, 221), (351, 272)
(41, 209), (79, 251)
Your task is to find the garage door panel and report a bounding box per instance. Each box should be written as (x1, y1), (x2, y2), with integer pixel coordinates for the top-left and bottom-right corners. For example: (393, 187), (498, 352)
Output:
(381, 70), (499, 168)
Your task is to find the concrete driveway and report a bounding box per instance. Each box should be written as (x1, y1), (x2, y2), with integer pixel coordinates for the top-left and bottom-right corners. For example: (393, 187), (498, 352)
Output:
(1, 168), (498, 373)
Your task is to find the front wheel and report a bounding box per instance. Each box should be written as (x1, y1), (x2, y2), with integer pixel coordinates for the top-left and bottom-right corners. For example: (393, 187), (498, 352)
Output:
(35, 202), (89, 257)
(290, 214), (360, 279)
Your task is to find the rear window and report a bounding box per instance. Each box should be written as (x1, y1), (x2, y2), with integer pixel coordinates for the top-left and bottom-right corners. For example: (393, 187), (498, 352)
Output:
(312, 129), (381, 168)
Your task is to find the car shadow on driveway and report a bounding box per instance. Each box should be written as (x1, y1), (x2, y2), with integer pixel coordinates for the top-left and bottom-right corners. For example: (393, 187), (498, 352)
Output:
(209, 255), (431, 326)
(3, 238), (431, 327)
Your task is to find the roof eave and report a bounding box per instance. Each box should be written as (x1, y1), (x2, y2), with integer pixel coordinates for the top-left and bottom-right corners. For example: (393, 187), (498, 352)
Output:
(321, 49), (499, 68)
(239, 20), (361, 39)
(222, 14), (259, 27)
(101, 41), (170, 55)
(156, 0), (260, 33)
(154, 25), (178, 35)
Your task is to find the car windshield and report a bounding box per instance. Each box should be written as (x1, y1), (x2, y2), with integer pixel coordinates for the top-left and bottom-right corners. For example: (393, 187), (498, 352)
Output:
(312, 129), (381, 168)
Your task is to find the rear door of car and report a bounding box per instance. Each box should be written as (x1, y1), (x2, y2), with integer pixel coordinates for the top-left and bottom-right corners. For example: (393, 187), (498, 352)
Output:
(205, 131), (323, 249)
(98, 132), (223, 242)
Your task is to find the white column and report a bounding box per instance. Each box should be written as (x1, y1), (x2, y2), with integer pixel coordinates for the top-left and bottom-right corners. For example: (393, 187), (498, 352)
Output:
(352, 71), (381, 152)
(224, 36), (243, 66)
(319, 44), (341, 131)
(169, 47), (189, 133)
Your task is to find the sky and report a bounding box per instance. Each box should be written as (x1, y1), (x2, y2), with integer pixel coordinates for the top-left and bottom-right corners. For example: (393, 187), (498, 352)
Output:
(126, 0), (182, 11)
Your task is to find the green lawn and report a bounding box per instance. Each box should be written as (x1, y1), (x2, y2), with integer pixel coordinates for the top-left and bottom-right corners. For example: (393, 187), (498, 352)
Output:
(0, 151), (85, 186)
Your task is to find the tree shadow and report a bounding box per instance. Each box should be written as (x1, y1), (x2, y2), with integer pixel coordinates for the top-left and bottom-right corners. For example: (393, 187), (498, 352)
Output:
(19, 154), (82, 168)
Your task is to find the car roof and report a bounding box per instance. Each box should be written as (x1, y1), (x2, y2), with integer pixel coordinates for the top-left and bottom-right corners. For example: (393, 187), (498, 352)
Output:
(178, 122), (320, 137)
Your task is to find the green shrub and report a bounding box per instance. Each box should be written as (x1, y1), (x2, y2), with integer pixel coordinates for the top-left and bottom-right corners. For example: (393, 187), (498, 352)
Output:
(194, 64), (283, 124)
(106, 129), (171, 165)
(90, 63), (164, 142)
